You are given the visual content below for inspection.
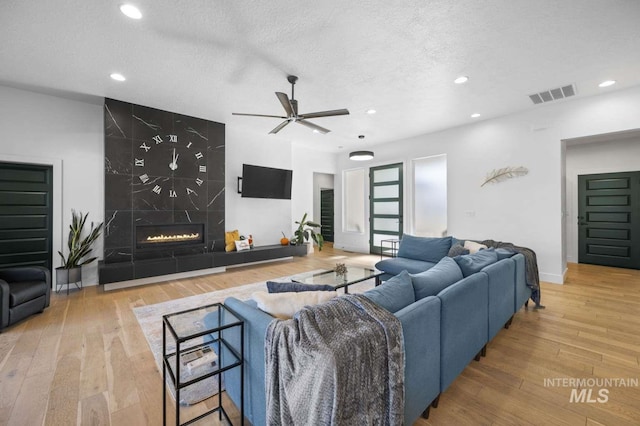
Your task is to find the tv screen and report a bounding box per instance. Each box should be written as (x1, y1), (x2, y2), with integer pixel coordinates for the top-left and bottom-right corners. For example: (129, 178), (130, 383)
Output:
(241, 164), (293, 199)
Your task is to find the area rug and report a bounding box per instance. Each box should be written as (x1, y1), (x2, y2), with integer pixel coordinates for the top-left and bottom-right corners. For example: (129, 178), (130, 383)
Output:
(133, 271), (376, 405)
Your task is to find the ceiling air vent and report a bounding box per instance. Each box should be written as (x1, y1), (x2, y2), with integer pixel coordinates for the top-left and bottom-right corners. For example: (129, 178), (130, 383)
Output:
(528, 84), (576, 105)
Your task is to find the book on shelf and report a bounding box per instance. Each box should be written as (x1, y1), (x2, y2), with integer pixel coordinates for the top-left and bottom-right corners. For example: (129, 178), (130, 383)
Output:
(180, 346), (218, 373)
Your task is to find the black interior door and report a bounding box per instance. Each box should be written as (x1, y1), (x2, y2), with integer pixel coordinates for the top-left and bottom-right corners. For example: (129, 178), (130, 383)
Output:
(320, 189), (334, 243)
(0, 162), (53, 270)
(578, 171), (640, 269)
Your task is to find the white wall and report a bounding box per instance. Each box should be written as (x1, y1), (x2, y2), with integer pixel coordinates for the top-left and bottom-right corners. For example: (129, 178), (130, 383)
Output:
(0, 85), (104, 285)
(334, 85), (640, 284)
(291, 145), (337, 239)
(564, 135), (640, 263)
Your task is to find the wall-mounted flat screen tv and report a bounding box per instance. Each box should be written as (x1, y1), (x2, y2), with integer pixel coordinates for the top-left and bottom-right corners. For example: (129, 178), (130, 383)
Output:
(241, 164), (293, 199)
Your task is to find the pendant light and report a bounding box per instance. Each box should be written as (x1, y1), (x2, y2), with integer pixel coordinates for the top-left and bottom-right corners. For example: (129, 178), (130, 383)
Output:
(349, 135), (374, 161)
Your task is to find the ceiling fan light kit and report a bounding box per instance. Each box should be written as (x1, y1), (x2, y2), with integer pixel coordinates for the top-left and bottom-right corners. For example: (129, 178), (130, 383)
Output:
(233, 75), (349, 134)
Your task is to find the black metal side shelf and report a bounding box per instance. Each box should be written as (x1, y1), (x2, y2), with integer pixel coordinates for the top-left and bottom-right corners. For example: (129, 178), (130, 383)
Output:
(162, 303), (244, 426)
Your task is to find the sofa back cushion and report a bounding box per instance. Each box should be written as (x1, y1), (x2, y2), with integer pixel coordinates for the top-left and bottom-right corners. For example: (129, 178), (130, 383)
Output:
(410, 257), (464, 300)
(397, 235), (452, 263)
(453, 248), (499, 277)
(364, 270), (415, 313)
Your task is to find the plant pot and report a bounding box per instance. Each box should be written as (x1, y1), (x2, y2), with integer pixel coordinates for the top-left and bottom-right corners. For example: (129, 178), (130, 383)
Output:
(304, 242), (314, 255)
(55, 266), (82, 291)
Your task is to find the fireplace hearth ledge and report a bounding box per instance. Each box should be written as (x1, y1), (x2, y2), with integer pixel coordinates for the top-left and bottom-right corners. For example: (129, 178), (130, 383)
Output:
(99, 244), (307, 289)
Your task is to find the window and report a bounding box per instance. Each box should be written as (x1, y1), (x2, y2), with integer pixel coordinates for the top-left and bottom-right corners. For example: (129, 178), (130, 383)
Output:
(413, 155), (447, 236)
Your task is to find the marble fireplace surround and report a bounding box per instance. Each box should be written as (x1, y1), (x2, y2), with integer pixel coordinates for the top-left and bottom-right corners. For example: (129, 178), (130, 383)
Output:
(99, 98), (225, 285)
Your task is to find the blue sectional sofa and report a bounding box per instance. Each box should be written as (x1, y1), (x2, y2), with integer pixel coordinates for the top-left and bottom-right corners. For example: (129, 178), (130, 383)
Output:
(204, 244), (529, 425)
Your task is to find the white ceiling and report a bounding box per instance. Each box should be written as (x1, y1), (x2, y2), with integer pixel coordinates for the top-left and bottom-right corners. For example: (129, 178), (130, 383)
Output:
(1, 0), (640, 153)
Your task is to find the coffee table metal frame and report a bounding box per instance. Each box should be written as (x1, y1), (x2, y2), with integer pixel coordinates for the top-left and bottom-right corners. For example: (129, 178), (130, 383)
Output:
(292, 266), (383, 292)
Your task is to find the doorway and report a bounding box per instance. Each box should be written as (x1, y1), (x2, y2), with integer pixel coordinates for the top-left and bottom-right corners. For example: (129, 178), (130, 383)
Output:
(320, 189), (334, 243)
(0, 162), (53, 270)
(578, 171), (640, 269)
(369, 163), (403, 255)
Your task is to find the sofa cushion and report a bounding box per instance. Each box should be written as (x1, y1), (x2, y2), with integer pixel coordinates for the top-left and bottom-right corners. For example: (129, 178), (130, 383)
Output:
(453, 249), (499, 277)
(447, 243), (469, 257)
(363, 270), (415, 313)
(410, 257), (464, 300)
(463, 240), (487, 254)
(375, 257), (437, 276)
(496, 248), (516, 260)
(8, 280), (49, 307)
(251, 291), (337, 319)
(397, 235), (452, 263)
(266, 281), (335, 293)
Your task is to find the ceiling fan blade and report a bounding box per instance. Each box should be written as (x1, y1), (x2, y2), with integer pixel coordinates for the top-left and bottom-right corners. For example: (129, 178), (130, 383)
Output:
(298, 109), (350, 119)
(297, 119), (330, 134)
(232, 112), (288, 119)
(269, 120), (291, 134)
(275, 92), (295, 117)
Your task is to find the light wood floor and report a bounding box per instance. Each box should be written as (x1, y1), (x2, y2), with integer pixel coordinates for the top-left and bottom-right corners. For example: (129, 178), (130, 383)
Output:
(1, 247), (639, 425)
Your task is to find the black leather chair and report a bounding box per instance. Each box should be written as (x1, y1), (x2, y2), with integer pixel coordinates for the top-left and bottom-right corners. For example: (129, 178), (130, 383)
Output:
(0, 266), (51, 331)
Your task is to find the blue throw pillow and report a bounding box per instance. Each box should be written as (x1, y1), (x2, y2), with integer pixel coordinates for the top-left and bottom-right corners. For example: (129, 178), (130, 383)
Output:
(495, 248), (516, 260)
(453, 248), (499, 277)
(266, 281), (335, 293)
(397, 235), (452, 263)
(410, 257), (464, 299)
(363, 270), (415, 313)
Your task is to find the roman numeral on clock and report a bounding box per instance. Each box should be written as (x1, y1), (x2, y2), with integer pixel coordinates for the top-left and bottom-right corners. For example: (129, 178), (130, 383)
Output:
(194, 152), (203, 159)
(152, 185), (162, 194)
(186, 188), (197, 195)
(152, 135), (163, 144)
(169, 189), (177, 198)
(186, 141), (193, 148)
(169, 134), (177, 143)
(199, 165), (207, 173)
(135, 158), (144, 167)
(139, 174), (150, 183)
(139, 142), (151, 152)
(195, 178), (203, 186)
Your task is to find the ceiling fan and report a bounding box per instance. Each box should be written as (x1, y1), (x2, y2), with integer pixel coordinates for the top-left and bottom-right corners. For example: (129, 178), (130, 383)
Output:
(232, 75), (349, 134)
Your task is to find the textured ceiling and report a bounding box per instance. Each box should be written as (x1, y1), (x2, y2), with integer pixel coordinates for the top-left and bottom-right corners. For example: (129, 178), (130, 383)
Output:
(1, 0), (640, 152)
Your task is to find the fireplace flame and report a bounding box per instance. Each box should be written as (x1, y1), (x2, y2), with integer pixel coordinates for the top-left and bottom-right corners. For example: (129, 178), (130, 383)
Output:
(146, 233), (201, 243)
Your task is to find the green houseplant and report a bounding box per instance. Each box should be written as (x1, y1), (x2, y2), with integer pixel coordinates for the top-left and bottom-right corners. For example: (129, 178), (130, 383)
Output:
(56, 210), (103, 288)
(294, 213), (324, 251)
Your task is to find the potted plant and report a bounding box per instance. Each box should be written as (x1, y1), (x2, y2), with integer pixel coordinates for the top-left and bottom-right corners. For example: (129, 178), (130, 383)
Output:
(294, 213), (324, 252)
(56, 210), (103, 289)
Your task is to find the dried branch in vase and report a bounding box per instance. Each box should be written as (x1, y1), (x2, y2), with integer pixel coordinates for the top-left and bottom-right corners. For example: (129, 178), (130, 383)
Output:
(481, 166), (529, 187)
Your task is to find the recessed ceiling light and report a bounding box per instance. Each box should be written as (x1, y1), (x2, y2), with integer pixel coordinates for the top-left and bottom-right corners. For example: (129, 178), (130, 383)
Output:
(366, 109), (377, 115)
(454, 76), (469, 84)
(110, 73), (126, 82)
(120, 4), (142, 19)
(598, 80), (616, 88)
(312, 129), (320, 134)
(471, 113), (481, 118)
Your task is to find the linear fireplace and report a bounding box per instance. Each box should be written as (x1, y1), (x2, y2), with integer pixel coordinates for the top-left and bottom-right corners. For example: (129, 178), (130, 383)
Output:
(136, 223), (205, 249)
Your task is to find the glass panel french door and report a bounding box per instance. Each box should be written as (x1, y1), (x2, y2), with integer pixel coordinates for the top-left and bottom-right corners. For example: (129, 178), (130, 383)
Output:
(369, 163), (403, 255)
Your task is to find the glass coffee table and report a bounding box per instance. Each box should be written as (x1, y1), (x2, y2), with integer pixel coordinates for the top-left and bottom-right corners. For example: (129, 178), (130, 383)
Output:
(292, 266), (383, 293)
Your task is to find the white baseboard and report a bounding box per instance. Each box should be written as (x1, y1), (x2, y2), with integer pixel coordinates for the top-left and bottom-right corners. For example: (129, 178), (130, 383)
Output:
(103, 266), (226, 291)
(540, 271), (564, 285)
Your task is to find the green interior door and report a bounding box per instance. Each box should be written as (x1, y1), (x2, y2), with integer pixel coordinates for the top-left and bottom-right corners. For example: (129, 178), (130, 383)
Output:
(0, 162), (53, 270)
(369, 163), (403, 255)
(578, 171), (640, 269)
(320, 189), (334, 243)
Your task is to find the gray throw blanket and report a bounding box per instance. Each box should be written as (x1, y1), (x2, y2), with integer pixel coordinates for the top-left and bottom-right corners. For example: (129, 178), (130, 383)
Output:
(478, 239), (543, 307)
(265, 294), (405, 426)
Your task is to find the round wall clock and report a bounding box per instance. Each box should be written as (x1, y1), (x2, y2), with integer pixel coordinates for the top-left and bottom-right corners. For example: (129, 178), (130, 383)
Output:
(133, 133), (207, 200)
